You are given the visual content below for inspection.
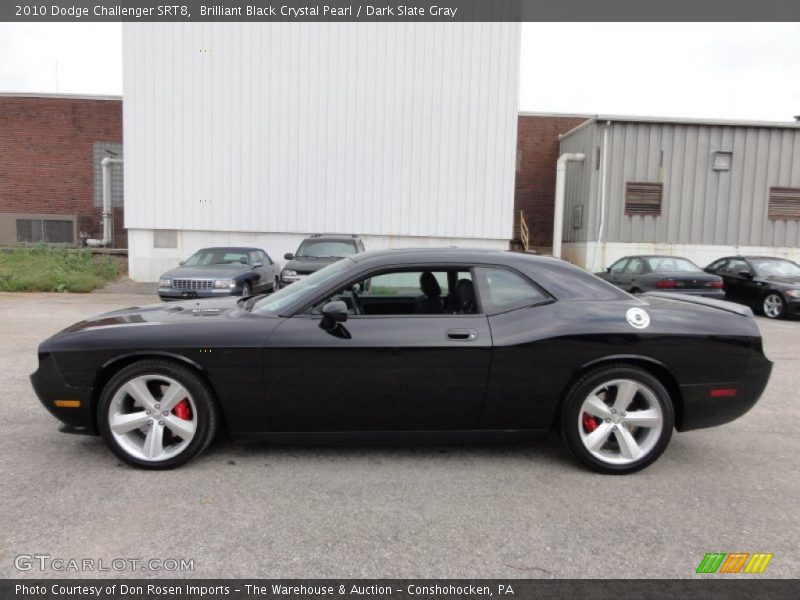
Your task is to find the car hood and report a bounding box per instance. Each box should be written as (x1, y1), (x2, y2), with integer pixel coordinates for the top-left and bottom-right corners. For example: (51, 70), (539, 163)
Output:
(161, 265), (251, 279)
(284, 256), (342, 273)
(58, 296), (246, 335)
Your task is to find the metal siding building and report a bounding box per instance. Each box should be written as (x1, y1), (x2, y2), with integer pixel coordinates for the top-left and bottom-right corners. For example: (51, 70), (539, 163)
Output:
(559, 117), (800, 270)
(123, 23), (521, 281)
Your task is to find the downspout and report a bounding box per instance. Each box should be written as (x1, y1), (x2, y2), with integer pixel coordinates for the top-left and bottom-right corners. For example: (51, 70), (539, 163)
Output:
(553, 152), (586, 258)
(591, 121), (611, 272)
(86, 157), (123, 247)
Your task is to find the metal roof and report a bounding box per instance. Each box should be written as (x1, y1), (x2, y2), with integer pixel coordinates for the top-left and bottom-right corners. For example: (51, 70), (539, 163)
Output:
(0, 91), (121, 101)
(560, 113), (800, 139)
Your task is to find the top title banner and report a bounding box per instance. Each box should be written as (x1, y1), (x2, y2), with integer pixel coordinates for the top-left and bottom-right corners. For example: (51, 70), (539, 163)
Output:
(3, 0), (800, 22)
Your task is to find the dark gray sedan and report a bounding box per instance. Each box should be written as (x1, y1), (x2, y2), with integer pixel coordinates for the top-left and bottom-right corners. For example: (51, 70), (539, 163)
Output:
(158, 247), (281, 301)
(596, 255), (724, 298)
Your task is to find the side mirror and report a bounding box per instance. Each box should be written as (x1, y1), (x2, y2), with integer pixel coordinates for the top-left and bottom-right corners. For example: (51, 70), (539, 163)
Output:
(604, 267), (611, 273)
(739, 270), (753, 279)
(284, 253), (294, 260)
(252, 261), (263, 268)
(320, 300), (348, 330)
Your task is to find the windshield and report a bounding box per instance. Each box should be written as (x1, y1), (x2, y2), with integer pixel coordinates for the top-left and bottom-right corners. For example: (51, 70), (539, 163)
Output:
(751, 259), (800, 277)
(252, 258), (355, 314)
(295, 240), (357, 258)
(646, 257), (701, 273)
(184, 250), (249, 266)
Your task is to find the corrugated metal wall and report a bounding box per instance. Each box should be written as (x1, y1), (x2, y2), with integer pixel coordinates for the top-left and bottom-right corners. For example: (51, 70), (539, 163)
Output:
(123, 23), (520, 241)
(563, 120), (800, 247)
(560, 123), (598, 244)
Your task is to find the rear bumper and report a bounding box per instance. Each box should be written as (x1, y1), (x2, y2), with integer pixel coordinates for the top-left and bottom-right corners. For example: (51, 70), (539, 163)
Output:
(30, 351), (95, 435)
(676, 351), (773, 431)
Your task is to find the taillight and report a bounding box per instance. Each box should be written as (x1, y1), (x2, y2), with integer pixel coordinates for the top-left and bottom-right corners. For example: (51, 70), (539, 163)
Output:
(706, 281), (723, 289)
(656, 280), (677, 289)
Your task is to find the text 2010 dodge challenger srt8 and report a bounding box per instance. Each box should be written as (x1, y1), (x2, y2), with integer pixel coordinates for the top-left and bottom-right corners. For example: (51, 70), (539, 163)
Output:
(32, 249), (772, 473)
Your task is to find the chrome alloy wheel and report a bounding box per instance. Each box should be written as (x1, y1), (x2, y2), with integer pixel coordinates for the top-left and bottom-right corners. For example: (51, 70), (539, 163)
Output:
(577, 379), (664, 466)
(763, 293), (784, 319)
(107, 375), (197, 462)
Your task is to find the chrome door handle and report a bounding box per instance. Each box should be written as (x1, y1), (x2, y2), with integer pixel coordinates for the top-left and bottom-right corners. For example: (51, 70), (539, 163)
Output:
(446, 328), (477, 341)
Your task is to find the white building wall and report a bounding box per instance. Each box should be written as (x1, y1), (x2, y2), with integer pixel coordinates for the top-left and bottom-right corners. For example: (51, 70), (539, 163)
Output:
(123, 23), (521, 280)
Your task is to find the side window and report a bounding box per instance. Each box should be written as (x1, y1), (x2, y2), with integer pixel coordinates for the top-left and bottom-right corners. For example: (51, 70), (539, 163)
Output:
(624, 258), (645, 274)
(309, 268), (476, 316)
(262, 251), (273, 265)
(475, 267), (547, 314)
(609, 259), (628, 274)
(706, 259), (727, 273)
(726, 259), (751, 275)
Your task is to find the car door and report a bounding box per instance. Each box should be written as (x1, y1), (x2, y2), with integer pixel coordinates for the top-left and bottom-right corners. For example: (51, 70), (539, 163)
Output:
(261, 267), (492, 431)
(721, 259), (753, 305)
(622, 257), (646, 291)
(603, 258), (628, 287)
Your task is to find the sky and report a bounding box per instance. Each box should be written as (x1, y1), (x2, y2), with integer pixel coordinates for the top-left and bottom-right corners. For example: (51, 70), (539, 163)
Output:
(0, 22), (798, 122)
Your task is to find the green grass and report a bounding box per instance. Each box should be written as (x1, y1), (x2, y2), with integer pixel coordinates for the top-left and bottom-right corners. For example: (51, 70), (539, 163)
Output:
(0, 245), (119, 293)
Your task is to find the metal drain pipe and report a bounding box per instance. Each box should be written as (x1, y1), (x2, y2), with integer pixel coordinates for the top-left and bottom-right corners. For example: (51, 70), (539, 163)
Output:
(86, 157), (123, 247)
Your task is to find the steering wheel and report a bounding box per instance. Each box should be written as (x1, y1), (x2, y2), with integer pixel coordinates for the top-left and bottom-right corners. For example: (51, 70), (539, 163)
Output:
(350, 286), (363, 315)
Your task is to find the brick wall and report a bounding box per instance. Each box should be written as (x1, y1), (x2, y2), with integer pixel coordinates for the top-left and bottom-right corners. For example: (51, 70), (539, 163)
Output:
(514, 114), (588, 249)
(0, 95), (124, 247)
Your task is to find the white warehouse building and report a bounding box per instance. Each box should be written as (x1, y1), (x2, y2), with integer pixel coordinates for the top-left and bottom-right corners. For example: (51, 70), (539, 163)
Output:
(123, 23), (521, 281)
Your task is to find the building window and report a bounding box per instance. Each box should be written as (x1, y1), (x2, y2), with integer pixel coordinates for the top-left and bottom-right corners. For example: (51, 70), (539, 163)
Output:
(713, 151), (732, 171)
(625, 182), (663, 216)
(572, 205), (583, 229)
(16, 219), (74, 244)
(153, 230), (178, 248)
(768, 187), (800, 220)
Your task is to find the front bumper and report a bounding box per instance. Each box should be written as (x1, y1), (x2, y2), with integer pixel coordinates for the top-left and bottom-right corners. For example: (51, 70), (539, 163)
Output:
(786, 296), (800, 318)
(30, 350), (95, 435)
(157, 286), (243, 301)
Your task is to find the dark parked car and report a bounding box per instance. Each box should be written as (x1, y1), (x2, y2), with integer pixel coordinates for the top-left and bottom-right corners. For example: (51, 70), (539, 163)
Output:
(157, 247), (281, 301)
(596, 255), (724, 298)
(281, 234), (365, 286)
(704, 256), (800, 319)
(32, 249), (771, 474)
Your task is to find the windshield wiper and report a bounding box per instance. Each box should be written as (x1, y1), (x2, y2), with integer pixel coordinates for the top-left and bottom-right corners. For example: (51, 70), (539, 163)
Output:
(242, 294), (269, 311)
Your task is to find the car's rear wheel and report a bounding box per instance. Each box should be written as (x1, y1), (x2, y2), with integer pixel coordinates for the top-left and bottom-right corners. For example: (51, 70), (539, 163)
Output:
(98, 360), (219, 469)
(762, 293), (785, 319)
(560, 365), (674, 474)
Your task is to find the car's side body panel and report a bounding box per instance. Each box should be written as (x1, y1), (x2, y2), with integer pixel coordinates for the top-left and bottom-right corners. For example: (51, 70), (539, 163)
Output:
(31, 249), (773, 443)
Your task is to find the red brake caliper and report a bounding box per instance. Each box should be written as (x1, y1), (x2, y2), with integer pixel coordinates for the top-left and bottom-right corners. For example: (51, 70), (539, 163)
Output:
(582, 412), (599, 433)
(173, 399), (191, 420)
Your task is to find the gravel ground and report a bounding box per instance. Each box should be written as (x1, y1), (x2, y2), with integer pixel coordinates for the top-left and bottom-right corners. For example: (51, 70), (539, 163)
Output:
(0, 292), (797, 579)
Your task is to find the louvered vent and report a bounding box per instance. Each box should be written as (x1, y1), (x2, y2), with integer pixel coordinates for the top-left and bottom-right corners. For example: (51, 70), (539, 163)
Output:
(768, 187), (800, 220)
(625, 182), (663, 216)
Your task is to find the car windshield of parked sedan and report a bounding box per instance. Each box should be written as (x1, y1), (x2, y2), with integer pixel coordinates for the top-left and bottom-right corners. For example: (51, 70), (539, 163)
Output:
(183, 250), (249, 266)
(252, 258), (355, 313)
(751, 259), (800, 277)
(646, 257), (701, 273)
(295, 240), (357, 258)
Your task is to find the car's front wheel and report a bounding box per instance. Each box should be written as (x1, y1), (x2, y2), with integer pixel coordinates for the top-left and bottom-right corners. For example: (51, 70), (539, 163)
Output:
(762, 292), (785, 319)
(560, 365), (674, 474)
(98, 360), (219, 469)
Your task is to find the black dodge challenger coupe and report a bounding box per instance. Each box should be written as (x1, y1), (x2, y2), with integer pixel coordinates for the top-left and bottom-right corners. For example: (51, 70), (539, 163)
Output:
(32, 249), (772, 474)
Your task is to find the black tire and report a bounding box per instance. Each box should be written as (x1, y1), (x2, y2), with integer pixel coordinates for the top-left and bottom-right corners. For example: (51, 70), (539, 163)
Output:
(241, 282), (252, 297)
(559, 365), (674, 475)
(761, 292), (785, 319)
(98, 360), (220, 469)
(273, 277), (280, 291)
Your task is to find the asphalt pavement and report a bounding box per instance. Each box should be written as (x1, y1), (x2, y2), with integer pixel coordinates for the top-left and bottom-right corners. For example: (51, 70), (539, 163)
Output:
(0, 292), (797, 579)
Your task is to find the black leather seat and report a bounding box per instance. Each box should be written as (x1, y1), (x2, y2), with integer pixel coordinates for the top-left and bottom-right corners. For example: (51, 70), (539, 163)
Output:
(414, 271), (443, 314)
(451, 279), (476, 313)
